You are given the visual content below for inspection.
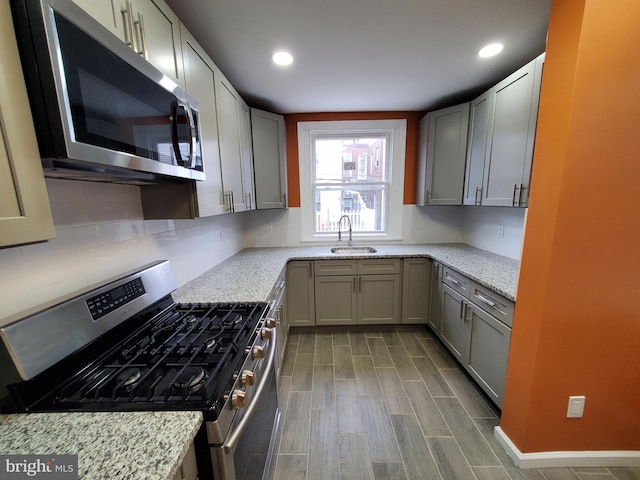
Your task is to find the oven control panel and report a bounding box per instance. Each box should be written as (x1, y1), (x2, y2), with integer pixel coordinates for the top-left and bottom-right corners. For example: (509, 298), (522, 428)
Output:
(86, 277), (145, 321)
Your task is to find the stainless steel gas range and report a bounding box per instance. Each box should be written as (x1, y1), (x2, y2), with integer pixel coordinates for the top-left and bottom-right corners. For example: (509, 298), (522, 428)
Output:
(0, 261), (280, 480)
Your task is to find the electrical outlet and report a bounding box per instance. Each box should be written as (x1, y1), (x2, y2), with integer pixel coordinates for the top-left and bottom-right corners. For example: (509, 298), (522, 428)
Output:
(220, 231), (225, 244)
(266, 225), (273, 235)
(497, 225), (504, 238)
(567, 395), (586, 418)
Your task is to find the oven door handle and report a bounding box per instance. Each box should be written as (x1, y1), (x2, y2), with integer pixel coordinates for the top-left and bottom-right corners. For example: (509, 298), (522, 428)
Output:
(223, 330), (276, 454)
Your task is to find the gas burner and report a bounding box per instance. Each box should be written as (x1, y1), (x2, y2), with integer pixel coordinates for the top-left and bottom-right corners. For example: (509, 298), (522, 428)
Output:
(224, 314), (244, 329)
(184, 315), (199, 328)
(116, 367), (141, 387)
(172, 367), (206, 393)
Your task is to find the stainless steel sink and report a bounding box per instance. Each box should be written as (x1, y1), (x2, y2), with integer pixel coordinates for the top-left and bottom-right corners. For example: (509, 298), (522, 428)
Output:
(330, 246), (377, 254)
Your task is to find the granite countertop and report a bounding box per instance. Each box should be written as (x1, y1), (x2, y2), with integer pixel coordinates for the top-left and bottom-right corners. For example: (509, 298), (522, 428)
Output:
(0, 411), (202, 480)
(172, 243), (520, 303)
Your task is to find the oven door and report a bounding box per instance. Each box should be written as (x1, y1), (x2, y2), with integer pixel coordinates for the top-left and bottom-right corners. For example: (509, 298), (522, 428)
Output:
(211, 331), (280, 480)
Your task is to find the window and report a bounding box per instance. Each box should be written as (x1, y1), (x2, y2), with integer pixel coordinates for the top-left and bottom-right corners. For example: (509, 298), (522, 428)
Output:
(298, 119), (406, 241)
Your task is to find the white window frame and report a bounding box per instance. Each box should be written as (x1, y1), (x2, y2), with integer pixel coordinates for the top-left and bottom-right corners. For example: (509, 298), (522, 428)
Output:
(298, 119), (406, 242)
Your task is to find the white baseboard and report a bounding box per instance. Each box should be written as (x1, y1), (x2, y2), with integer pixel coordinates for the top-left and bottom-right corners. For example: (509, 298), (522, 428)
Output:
(494, 426), (640, 468)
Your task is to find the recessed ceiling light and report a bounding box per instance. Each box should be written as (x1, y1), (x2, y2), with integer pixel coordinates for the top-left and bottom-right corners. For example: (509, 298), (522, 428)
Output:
(478, 43), (504, 58)
(272, 51), (293, 66)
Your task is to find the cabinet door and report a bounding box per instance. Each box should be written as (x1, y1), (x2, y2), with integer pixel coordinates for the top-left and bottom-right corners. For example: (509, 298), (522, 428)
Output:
(421, 103), (470, 205)
(427, 262), (443, 334)
(358, 274), (401, 324)
(131, 0), (185, 88)
(402, 258), (430, 324)
(251, 108), (287, 209)
(463, 91), (490, 205)
(238, 99), (256, 210)
(181, 30), (226, 216)
(71, 0), (126, 41)
(286, 261), (315, 327)
(482, 55), (543, 207)
(465, 304), (511, 407)
(0, 2), (55, 247)
(440, 284), (469, 363)
(215, 75), (246, 213)
(315, 275), (357, 325)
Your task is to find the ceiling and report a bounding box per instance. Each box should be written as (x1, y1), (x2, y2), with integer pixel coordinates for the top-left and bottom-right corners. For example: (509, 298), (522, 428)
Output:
(165, 0), (552, 114)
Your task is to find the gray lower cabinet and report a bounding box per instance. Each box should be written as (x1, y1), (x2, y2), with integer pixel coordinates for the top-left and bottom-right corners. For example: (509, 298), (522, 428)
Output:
(401, 258), (431, 324)
(428, 267), (514, 408)
(465, 303), (511, 407)
(269, 269), (287, 372)
(286, 261), (315, 327)
(440, 283), (469, 363)
(314, 259), (402, 325)
(427, 262), (443, 334)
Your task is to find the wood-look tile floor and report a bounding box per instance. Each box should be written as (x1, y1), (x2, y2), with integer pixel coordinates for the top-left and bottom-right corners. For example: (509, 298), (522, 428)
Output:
(273, 326), (640, 480)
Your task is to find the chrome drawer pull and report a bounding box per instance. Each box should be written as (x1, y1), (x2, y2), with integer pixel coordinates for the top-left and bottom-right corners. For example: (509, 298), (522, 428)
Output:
(476, 294), (497, 308)
(448, 277), (462, 286)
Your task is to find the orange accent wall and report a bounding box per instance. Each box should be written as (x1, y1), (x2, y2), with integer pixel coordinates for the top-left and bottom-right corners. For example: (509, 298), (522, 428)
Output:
(284, 112), (422, 207)
(500, 0), (640, 453)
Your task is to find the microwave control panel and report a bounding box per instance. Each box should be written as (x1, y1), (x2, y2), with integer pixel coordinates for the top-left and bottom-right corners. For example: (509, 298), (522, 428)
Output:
(86, 277), (146, 321)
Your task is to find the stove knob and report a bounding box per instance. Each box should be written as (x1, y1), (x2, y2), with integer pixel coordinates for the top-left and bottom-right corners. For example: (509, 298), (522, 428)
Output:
(261, 327), (273, 340)
(232, 389), (247, 409)
(265, 317), (276, 328)
(242, 370), (255, 387)
(253, 345), (265, 359)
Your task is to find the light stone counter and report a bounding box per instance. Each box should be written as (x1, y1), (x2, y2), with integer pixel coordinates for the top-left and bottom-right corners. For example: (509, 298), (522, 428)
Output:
(172, 243), (520, 303)
(0, 411), (202, 480)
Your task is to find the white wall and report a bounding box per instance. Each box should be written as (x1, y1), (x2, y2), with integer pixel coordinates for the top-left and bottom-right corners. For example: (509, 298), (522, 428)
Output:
(0, 179), (245, 325)
(242, 205), (464, 247)
(461, 206), (526, 259)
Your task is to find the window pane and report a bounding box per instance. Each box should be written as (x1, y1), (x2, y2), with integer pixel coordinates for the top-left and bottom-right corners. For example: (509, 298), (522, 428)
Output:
(314, 137), (387, 183)
(314, 185), (386, 233)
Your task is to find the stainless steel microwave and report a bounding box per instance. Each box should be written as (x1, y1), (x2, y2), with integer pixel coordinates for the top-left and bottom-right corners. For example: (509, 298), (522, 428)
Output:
(10, 0), (205, 184)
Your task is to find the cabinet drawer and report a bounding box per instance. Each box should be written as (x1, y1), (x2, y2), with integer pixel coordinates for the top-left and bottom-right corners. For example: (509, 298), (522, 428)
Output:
(315, 260), (358, 276)
(469, 281), (514, 327)
(442, 267), (470, 298)
(357, 258), (402, 275)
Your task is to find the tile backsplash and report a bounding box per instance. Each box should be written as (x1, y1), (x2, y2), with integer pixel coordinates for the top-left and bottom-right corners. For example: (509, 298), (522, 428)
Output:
(0, 179), (245, 325)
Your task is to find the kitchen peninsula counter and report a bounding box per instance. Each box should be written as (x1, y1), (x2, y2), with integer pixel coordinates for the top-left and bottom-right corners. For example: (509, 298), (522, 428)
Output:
(0, 411), (202, 480)
(172, 243), (520, 303)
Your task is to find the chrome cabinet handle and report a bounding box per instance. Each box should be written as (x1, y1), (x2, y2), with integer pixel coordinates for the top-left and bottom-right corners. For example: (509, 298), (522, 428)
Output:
(459, 300), (464, 319)
(512, 183), (522, 207)
(133, 12), (147, 58)
(476, 294), (497, 308)
(230, 190), (235, 212)
(223, 329), (276, 453)
(448, 277), (462, 287)
(464, 302), (472, 322)
(474, 186), (482, 205)
(121, 2), (135, 48)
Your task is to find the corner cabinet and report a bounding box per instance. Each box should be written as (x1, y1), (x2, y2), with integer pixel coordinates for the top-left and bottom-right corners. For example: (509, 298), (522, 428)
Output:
(416, 103), (470, 206)
(251, 108), (288, 209)
(286, 261), (316, 327)
(238, 99), (256, 211)
(0, 1), (55, 247)
(401, 258), (430, 324)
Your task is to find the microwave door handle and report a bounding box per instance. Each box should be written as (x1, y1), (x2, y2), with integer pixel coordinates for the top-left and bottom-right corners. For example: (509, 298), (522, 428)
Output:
(184, 101), (197, 169)
(170, 99), (189, 167)
(223, 329), (277, 454)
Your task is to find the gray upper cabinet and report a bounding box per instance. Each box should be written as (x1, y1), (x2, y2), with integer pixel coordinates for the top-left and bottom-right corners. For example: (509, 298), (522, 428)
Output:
(238, 99), (256, 211)
(251, 108), (288, 210)
(180, 28), (226, 217)
(215, 74), (248, 213)
(0, 2), (55, 247)
(417, 103), (470, 206)
(463, 91), (491, 205)
(482, 54), (544, 207)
